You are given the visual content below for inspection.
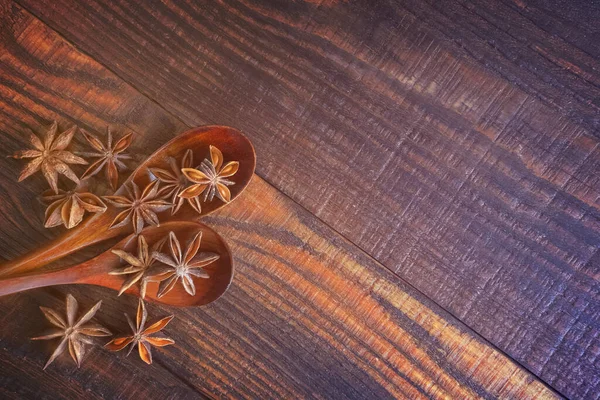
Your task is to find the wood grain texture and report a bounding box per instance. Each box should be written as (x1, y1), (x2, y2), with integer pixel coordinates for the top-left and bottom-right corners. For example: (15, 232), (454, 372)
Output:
(396, 0), (600, 133)
(0, 1), (560, 398)
(0, 291), (206, 400)
(13, 0), (599, 398)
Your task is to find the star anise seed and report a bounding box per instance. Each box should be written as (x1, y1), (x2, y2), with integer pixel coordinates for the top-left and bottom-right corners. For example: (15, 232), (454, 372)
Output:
(180, 145), (239, 203)
(80, 127), (133, 191)
(110, 234), (167, 298)
(12, 121), (88, 194)
(105, 299), (174, 365)
(32, 294), (111, 369)
(149, 149), (202, 215)
(42, 187), (107, 229)
(104, 180), (171, 234)
(151, 231), (219, 298)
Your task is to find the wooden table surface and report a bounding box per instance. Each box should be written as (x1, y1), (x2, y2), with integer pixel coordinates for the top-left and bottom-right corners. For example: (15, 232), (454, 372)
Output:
(0, 0), (598, 399)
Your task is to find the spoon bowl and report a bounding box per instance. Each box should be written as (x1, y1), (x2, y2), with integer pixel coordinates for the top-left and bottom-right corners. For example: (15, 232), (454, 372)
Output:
(0, 221), (233, 307)
(0, 125), (254, 278)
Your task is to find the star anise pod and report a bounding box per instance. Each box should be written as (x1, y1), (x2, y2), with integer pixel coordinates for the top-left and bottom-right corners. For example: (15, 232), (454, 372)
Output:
(152, 231), (219, 297)
(104, 180), (171, 234)
(12, 121), (88, 194)
(110, 234), (167, 298)
(80, 127), (133, 191)
(41, 186), (107, 229)
(180, 145), (239, 203)
(31, 294), (111, 369)
(149, 149), (202, 215)
(105, 299), (174, 365)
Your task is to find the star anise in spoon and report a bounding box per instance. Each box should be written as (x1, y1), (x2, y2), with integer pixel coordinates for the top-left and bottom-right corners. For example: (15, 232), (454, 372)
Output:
(80, 127), (133, 191)
(110, 234), (167, 298)
(31, 294), (111, 369)
(104, 180), (171, 234)
(149, 149), (202, 215)
(41, 186), (107, 229)
(180, 145), (239, 203)
(152, 231), (219, 297)
(105, 299), (174, 365)
(12, 121), (88, 194)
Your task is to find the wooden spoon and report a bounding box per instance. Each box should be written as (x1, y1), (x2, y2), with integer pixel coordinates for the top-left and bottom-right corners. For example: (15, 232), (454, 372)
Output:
(0, 125), (254, 278)
(0, 221), (233, 307)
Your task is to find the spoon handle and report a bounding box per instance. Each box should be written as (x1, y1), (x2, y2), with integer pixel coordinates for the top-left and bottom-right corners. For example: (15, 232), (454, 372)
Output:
(0, 269), (74, 297)
(0, 211), (125, 278)
(0, 255), (106, 297)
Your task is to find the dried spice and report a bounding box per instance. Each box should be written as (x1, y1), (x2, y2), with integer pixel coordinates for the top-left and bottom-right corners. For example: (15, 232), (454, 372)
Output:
(110, 234), (167, 298)
(152, 231), (219, 297)
(105, 299), (174, 365)
(104, 180), (171, 234)
(12, 121), (88, 194)
(149, 149), (202, 215)
(31, 294), (110, 369)
(42, 187), (107, 229)
(80, 128), (133, 191)
(180, 145), (239, 203)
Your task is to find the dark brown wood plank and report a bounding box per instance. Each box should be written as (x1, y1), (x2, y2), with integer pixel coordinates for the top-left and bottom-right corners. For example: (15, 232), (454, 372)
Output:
(398, 0), (600, 133)
(0, 1), (559, 398)
(14, 0), (599, 398)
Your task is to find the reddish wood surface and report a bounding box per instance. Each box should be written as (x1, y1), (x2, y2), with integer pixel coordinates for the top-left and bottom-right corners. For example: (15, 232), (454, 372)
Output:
(0, 0), (596, 398)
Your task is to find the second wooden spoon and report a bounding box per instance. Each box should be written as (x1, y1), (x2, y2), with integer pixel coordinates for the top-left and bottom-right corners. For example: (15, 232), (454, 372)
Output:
(0, 221), (233, 307)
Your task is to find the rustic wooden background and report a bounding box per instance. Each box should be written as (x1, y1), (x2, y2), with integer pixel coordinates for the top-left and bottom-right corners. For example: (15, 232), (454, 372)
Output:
(0, 0), (598, 399)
